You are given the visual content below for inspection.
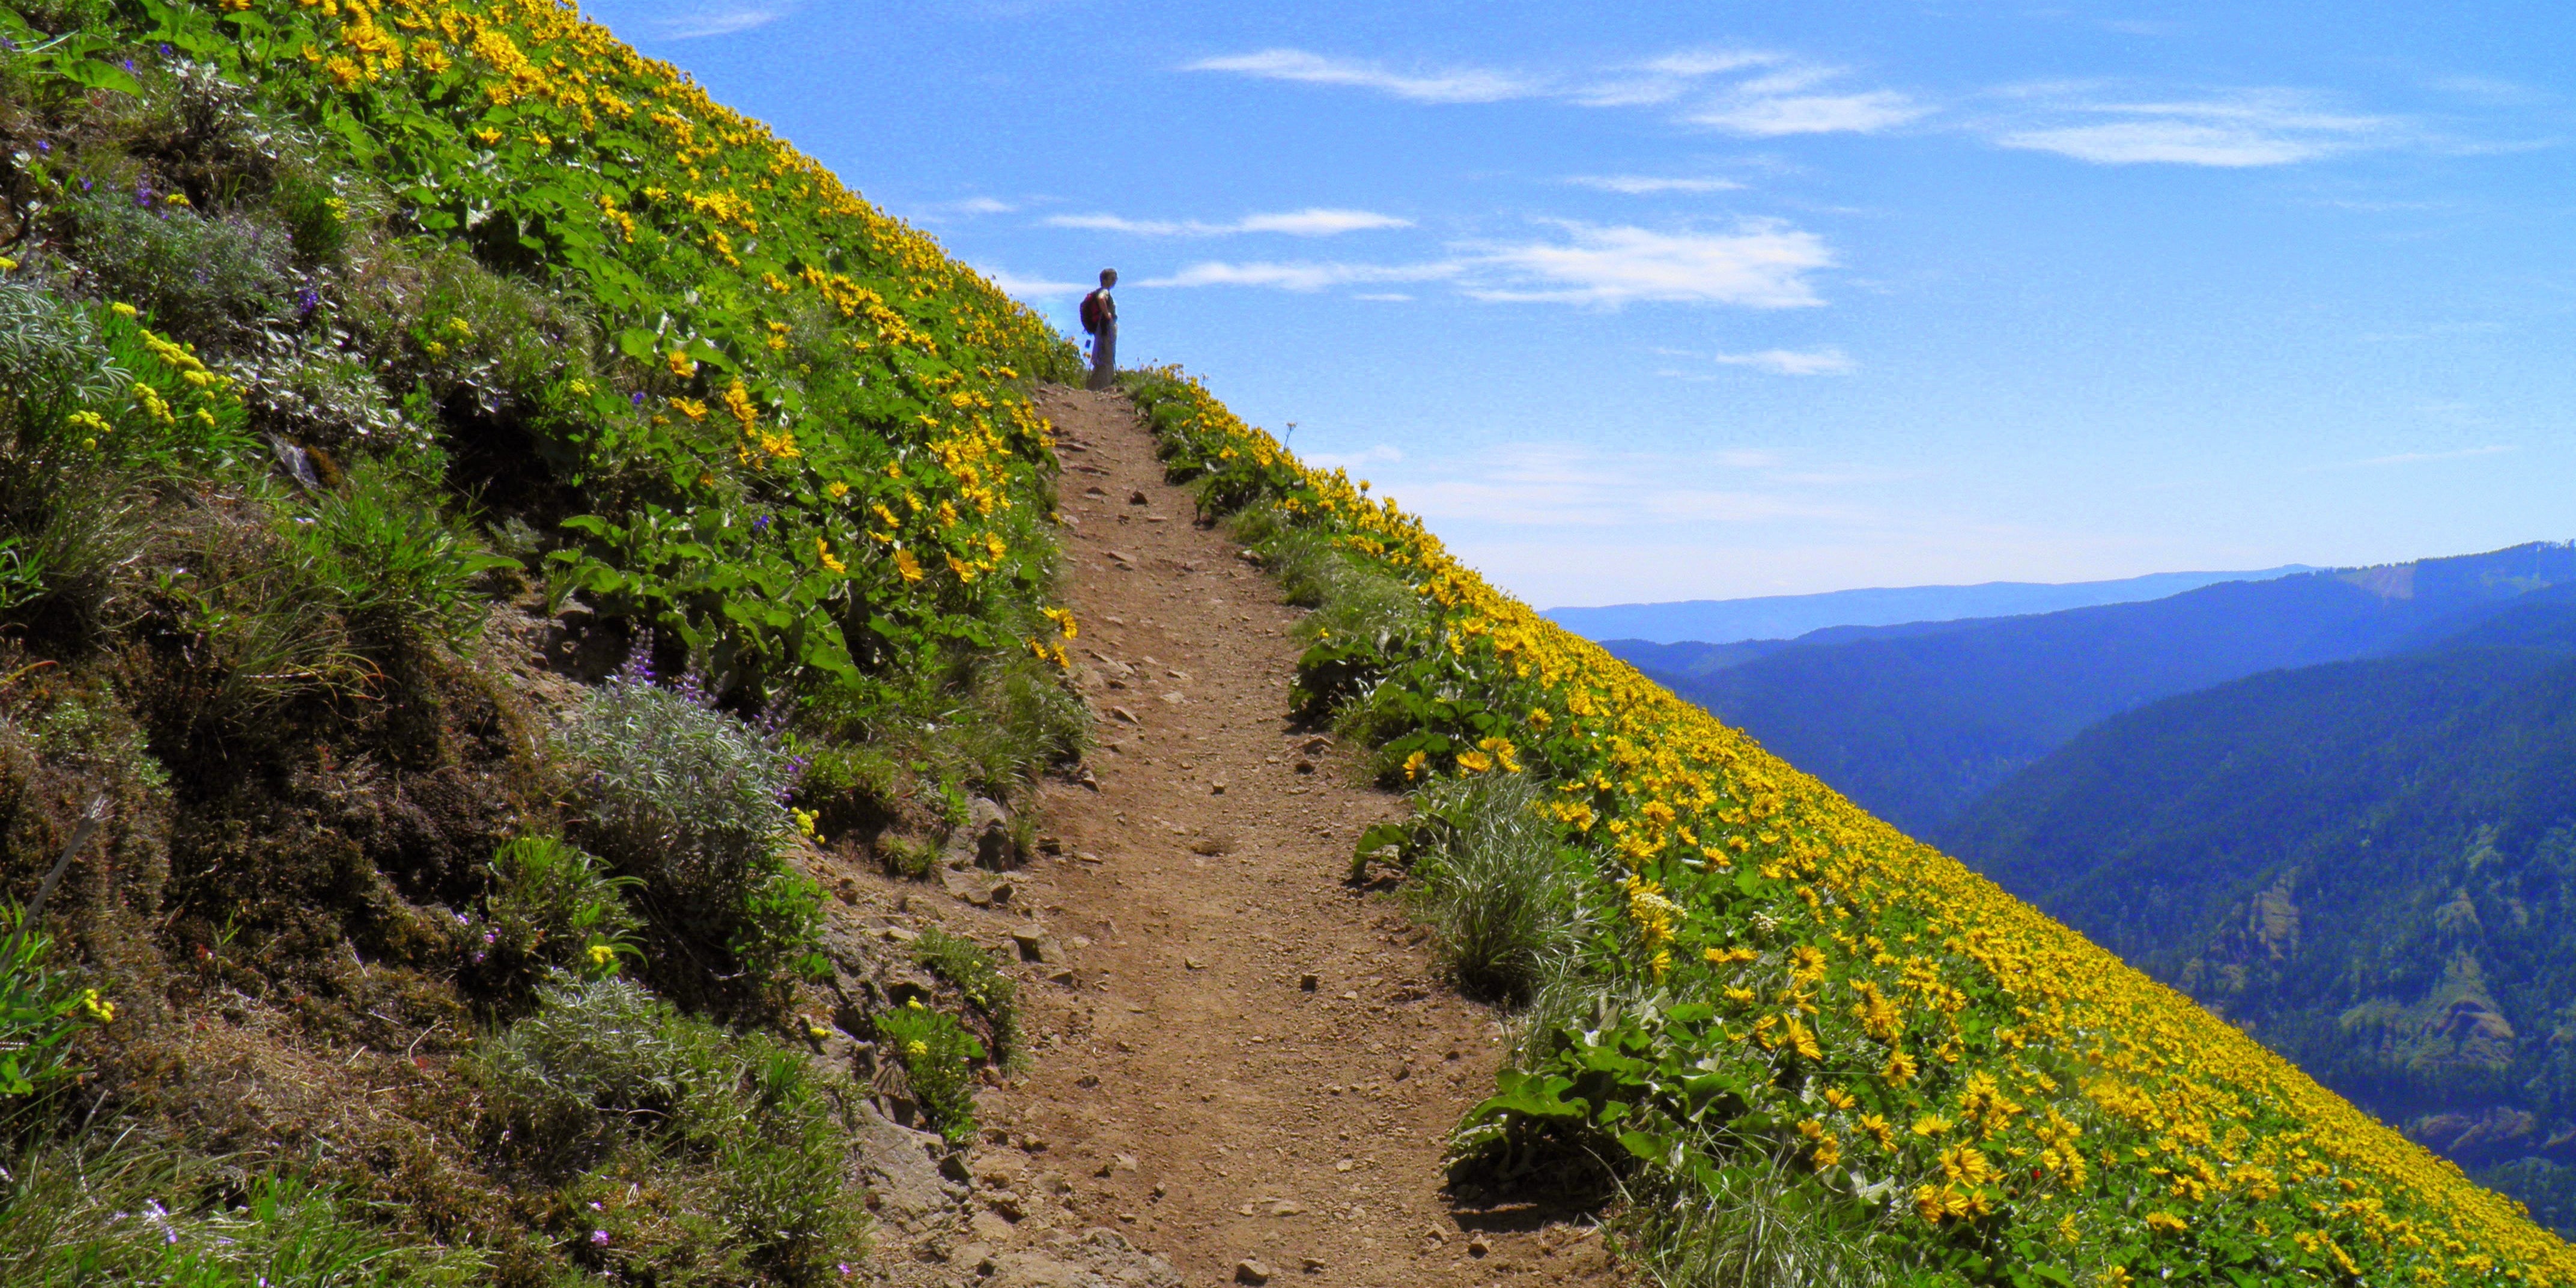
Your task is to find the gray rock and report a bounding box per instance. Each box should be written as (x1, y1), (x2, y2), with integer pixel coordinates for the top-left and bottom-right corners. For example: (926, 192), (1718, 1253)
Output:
(852, 1101), (950, 1226)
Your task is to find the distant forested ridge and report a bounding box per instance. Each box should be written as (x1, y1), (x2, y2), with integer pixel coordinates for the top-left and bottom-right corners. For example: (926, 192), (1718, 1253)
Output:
(1617, 542), (2576, 835)
(1944, 588), (2576, 1230)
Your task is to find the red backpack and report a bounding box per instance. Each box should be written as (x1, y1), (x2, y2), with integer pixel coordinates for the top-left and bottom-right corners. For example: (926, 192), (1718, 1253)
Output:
(1079, 290), (1107, 335)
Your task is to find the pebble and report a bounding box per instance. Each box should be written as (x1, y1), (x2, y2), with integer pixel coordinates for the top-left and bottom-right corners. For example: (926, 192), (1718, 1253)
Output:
(1235, 1259), (1273, 1284)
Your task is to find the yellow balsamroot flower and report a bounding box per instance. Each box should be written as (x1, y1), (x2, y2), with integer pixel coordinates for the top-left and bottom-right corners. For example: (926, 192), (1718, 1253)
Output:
(985, 532), (1007, 560)
(2144, 1211), (2188, 1236)
(1402, 749), (1428, 781)
(1913, 1113), (1953, 1138)
(1883, 1048), (1920, 1084)
(815, 539), (845, 574)
(667, 396), (706, 421)
(1041, 607), (1078, 639)
(825, 481), (850, 500)
(666, 349), (698, 378)
(892, 548), (924, 582)
(1454, 749), (1493, 774)
(1476, 737), (1520, 773)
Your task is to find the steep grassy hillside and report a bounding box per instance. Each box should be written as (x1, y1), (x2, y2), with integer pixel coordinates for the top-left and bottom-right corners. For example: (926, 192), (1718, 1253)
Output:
(1946, 592), (2576, 1233)
(0, 1), (1084, 1280)
(1653, 545), (2576, 836)
(1124, 371), (2575, 1284)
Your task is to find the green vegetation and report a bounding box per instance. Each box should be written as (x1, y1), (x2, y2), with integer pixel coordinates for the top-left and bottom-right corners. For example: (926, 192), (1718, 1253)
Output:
(0, 0), (1082, 1278)
(1124, 366), (2576, 1284)
(874, 1000), (985, 1145)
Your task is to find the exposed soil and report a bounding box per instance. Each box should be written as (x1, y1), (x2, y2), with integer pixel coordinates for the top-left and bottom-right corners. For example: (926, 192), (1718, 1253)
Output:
(939, 388), (1615, 1287)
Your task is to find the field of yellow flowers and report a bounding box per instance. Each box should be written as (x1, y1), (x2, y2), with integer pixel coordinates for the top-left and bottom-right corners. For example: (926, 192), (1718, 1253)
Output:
(1125, 369), (2576, 1284)
(25, 0), (1085, 694)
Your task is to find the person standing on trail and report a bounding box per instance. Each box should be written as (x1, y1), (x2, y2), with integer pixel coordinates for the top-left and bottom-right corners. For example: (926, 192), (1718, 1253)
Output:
(1081, 268), (1117, 390)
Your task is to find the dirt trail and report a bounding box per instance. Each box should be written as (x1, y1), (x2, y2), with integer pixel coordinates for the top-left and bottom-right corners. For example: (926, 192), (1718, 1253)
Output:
(959, 387), (1614, 1287)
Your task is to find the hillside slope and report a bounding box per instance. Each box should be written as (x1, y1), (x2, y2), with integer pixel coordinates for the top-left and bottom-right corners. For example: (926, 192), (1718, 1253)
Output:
(1654, 544), (2576, 834)
(1944, 592), (2576, 1230)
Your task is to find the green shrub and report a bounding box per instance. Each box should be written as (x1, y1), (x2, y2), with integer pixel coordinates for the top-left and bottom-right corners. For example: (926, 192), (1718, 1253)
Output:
(481, 973), (684, 1150)
(279, 460), (517, 654)
(473, 836), (641, 989)
(557, 651), (822, 1001)
(0, 904), (103, 1104)
(874, 1001), (984, 1143)
(481, 973), (866, 1281)
(913, 927), (1024, 1069)
(64, 190), (293, 338)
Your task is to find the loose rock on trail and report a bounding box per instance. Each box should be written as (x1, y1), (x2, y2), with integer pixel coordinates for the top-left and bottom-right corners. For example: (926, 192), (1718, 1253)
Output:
(825, 387), (1617, 1287)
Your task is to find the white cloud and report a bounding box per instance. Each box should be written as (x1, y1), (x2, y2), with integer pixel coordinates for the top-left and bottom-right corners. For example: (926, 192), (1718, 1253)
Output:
(1137, 260), (1462, 292)
(1043, 207), (1411, 237)
(1137, 219), (1836, 310)
(1464, 220), (1833, 308)
(951, 196), (1013, 215)
(976, 267), (1088, 299)
(1184, 49), (1535, 104)
(1565, 175), (1745, 194)
(655, 5), (782, 38)
(2344, 445), (2517, 468)
(1690, 89), (1930, 136)
(1991, 89), (2398, 166)
(1188, 45), (1919, 136)
(1710, 347), (1857, 375)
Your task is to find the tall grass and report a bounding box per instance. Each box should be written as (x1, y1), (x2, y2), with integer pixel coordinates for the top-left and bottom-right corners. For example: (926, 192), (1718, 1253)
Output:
(1398, 773), (1587, 1004)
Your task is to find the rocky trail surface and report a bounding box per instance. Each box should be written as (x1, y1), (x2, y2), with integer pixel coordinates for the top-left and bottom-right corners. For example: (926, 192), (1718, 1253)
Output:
(826, 387), (1616, 1288)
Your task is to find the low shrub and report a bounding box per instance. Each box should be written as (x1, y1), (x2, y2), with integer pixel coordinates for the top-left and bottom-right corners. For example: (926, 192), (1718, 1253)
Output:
(469, 836), (641, 992)
(62, 189), (293, 339)
(913, 927), (1024, 1069)
(875, 1000), (984, 1143)
(556, 643), (823, 1003)
(479, 972), (683, 1151)
(278, 459), (518, 655)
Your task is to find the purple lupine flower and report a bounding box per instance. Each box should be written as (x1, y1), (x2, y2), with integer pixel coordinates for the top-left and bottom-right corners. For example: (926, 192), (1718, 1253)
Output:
(297, 287), (321, 317)
(630, 390), (648, 407)
(750, 514), (772, 534)
(613, 631), (658, 687)
(122, 58), (135, 73)
(159, 43), (174, 58)
(35, 140), (49, 154)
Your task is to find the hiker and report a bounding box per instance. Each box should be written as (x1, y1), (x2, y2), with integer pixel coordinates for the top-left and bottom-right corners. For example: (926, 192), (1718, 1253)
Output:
(1080, 269), (1117, 390)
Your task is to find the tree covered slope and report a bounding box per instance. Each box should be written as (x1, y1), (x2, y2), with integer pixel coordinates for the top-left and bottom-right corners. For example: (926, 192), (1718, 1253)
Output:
(1658, 544), (2576, 836)
(1945, 592), (2576, 1232)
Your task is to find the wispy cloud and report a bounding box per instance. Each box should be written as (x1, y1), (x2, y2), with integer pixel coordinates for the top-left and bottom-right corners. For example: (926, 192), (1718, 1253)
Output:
(1709, 347), (1857, 375)
(1989, 87), (2399, 166)
(2343, 445), (2517, 468)
(1188, 44), (1922, 136)
(1463, 220), (1833, 308)
(1369, 443), (1862, 530)
(1136, 260), (1462, 291)
(1565, 174), (1745, 194)
(1045, 208), (1412, 237)
(1184, 49), (1535, 104)
(1140, 219), (1836, 309)
(655, 4), (783, 39)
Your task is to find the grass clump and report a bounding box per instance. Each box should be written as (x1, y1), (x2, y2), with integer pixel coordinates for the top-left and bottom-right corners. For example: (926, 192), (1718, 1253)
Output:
(874, 1001), (985, 1144)
(278, 460), (519, 655)
(913, 926), (1024, 1069)
(1615, 1150), (1897, 1288)
(478, 973), (867, 1283)
(0, 1135), (488, 1287)
(1381, 773), (1585, 1005)
(466, 836), (642, 995)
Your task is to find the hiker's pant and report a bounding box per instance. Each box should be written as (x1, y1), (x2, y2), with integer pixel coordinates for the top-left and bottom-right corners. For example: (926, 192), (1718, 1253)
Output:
(1087, 321), (1116, 390)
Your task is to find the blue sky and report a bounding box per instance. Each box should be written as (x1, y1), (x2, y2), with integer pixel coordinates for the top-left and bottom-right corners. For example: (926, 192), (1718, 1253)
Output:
(582, 1), (2575, 608)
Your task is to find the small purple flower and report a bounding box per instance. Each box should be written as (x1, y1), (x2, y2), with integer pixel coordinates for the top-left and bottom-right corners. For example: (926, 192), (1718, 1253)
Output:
(482, 929), (497, 945)
(591, 1230), (611, 1247)
(35, 140), (49, 154)
(750, 514), (771, 534)
(80, 178), (93, 192)
(297, 287), (320, 317)
(123, 58), (136, 73)
(159, 43), (174, 58)
(630, 390), (648, 407)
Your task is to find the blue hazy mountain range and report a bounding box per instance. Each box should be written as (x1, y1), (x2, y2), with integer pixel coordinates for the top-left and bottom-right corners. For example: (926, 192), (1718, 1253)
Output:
(1545, 566), (2312, 646)
(1600, 543), (2576, 836)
